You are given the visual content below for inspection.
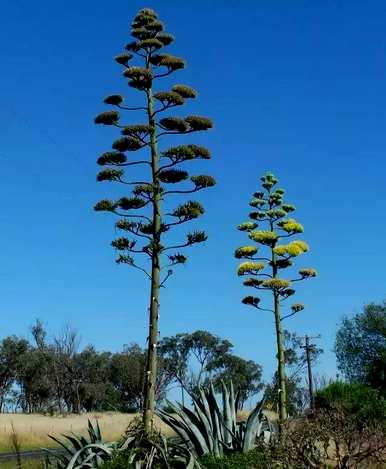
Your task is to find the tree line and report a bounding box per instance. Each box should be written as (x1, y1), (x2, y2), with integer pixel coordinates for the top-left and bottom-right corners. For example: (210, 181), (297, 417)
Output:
(0, 321), (266, 414)
(0, 318), (320, 415)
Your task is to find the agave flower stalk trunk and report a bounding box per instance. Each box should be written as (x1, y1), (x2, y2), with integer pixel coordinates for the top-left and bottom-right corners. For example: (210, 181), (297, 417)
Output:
(271, 205), (287, 422)
(274, 291), (287, 421)
(143, 87), (161, 433)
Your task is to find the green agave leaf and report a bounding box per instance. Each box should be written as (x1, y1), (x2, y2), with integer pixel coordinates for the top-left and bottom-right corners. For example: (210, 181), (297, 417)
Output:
(196, 387), (213, 429)
(48, 434), (78, 456)
(67, 443), (112, 469)
(200, 388), (221, 456)
(64, 434), (84, 452)
(193, 401), (215, 452)
(229, 381), (237, 432)
(159, 380), (276, 461)
(242, 397), (265, 453)
(221, 380), (233, 446)
(174, 403), (210, 455)
(158, 410), (191, 445)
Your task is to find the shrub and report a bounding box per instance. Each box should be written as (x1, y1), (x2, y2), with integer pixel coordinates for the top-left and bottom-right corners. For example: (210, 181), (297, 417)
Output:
(315, 381), (386, 424)
(265, 409), (386, 469)
(199, 448), (272, 469)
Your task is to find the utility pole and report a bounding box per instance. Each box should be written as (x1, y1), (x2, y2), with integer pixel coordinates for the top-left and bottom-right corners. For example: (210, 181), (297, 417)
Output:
(300, 334), (321, 410)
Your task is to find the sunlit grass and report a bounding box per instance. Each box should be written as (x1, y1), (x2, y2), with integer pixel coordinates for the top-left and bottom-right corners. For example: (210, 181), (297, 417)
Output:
(0, 412), (174, 453)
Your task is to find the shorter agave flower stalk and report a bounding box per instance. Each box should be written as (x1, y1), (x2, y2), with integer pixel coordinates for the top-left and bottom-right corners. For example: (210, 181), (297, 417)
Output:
(158, 380), (274, 458)
(236, 172), (317, 422)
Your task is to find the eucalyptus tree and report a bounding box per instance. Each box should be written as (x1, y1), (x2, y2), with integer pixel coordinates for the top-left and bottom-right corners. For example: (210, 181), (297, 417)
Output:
(235, 172), (317, 421)
(94, 8), (214, 431)
(335, 300), (386, 391)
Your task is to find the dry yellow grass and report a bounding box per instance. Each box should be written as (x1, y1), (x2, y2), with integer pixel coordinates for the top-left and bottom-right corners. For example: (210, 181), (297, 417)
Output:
(0, 412), (174, 453)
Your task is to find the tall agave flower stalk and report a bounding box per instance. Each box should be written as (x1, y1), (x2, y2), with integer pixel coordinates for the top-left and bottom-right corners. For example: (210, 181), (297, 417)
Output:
(94, 8), (215, 432)
(236, 173), (317, 421)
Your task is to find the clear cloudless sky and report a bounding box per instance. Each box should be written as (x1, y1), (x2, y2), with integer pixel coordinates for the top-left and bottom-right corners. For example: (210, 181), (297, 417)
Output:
(1, 0), (386, 385)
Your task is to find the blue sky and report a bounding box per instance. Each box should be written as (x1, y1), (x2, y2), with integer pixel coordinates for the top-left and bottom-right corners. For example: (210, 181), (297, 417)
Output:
(1, 0), (386, 385)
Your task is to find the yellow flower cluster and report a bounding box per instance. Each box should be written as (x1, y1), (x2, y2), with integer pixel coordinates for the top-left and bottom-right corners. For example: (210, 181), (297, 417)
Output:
(261, 278), (290, 290)
(237, 261), (265, 276)
(234, 246), (258, 259)
(273, 240), (309, 257)
(278, 218), (304, 234)
(291, 303), (305, 312)
(299, 268), (317, 278)
(237, 222), (257, 232)
(249, 198), (266, 207)
(249, 230), (278, 246)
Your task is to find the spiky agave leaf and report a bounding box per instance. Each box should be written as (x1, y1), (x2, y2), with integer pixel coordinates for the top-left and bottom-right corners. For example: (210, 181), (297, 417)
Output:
(121, 419), (199, 468)
(242, 398), (266, 453)
(46, 420), (114, 469)
(158, 381), (274, 459)
(159, 401), (211, 457)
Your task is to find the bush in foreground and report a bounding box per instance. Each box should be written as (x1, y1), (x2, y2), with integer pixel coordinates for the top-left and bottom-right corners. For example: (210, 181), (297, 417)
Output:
(199, 448), (272, 469)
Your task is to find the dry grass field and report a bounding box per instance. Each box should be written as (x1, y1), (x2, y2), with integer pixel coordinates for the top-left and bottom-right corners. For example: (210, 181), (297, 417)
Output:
(0, 412), (174, 453)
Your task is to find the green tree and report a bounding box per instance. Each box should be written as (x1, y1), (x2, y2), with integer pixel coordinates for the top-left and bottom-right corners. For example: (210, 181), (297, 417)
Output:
(158, 333), (190, 405)
(335, 300), (386, 393)
(159, 330), (233, 402)
(109, 344), (172, 412)
(94, 8), (214, 431)
(208, 354), (263, 408)
(235, 172), (317, 421)
(0, 336), (29, 411)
